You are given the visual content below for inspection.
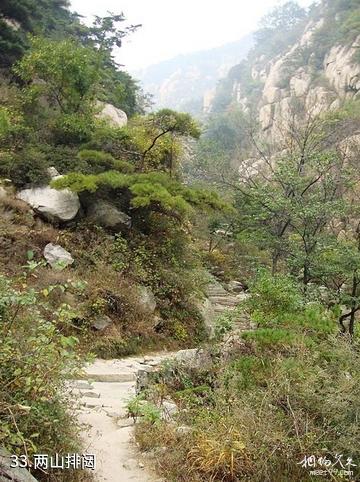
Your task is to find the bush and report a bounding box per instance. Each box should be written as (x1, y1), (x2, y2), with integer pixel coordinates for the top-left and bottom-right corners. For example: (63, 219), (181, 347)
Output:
(246, 269), (303, 325)
(0, 274), (85, 480)
(134, 271), (360, 481)
(0, 147), (50, 187)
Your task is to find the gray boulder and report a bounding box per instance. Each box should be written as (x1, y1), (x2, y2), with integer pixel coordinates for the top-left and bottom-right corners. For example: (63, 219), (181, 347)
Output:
(0, 447), (38, 482)
(137, 286), (157, 313)
(160, 400), (178, 422)
(0, 187), (7, 200)
(174, 348), (212, 369)
(97, 102), (128, 128)
(17, 185), (80, 223)
(91, 314), (112, 331)
(43, 243), (74, 269)
(87, 200), (131, 230)
(195, 297), (217, 338)
(227, 280), (245, 293)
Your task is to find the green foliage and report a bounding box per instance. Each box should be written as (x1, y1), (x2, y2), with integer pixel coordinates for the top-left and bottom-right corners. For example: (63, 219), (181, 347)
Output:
(0, 0), (77, 68)
(52, 171), (229, 219)
(150, 109), (201, 139)
(310, 0), (360, 68)
(254, 1), (307, 58)
(247, 270), (302, 323)
(0, 147), (49, 187)
(127, 396), (161, 424)
(75, 149), (134, 174)
(136, 280), (360, 482)
(0, 274), (84, 472)
(15, 36), (98, 114)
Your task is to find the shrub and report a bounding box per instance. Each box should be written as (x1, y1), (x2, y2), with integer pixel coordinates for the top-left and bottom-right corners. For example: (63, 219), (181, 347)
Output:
(0, 148), (50, 187)
(0, 274), (85, 480)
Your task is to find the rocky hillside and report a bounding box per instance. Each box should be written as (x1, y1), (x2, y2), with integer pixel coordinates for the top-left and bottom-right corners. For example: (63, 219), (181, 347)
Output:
(136, 35), (253, 115)
(210, 0), (360, 141)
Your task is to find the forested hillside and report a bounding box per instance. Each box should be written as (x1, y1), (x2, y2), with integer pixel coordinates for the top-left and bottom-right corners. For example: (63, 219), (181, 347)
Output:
(0, 2), (227, 480)
(1, 1), (360, 481)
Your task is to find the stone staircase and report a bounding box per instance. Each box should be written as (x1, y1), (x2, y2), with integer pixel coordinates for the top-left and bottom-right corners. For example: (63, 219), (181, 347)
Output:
(67, 279), (254, 482)
(68, 354), (176, 482)
(204, 278), (254, 334)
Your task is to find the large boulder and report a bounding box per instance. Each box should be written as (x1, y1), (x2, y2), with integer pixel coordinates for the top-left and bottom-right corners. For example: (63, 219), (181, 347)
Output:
(87, 200), (131, 230)
(137, 286), (157, 313)
(91, 314), (113, 331)
(43, 243), (74, 269)
(97, 102), (128, 128)
(0, 186), (7, 199)
(227, 280), (245, 293)
(17, 185), (80, 223)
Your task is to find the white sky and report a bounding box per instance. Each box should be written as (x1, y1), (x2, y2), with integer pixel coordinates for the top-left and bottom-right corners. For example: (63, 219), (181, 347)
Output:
(70, 0), (315, 73)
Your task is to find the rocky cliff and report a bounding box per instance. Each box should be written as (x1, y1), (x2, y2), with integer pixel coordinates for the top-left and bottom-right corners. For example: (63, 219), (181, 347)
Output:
(210, 0), (360, 141)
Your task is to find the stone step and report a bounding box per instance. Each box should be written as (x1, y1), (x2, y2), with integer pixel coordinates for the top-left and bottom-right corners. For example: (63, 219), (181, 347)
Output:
(207, 288), (228, 296)
(210, 297), (240, 306)
(74, 380), (134, 416)
(214, 306), (236, 313)
(78, 372), (136, 383)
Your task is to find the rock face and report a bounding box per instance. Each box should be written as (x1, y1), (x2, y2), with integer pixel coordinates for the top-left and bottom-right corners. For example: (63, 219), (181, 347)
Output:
(87, 200), (131, 230)
(17, 185), (80, 223)
(136, 286), (157, 314)
(43, 243), (74, 269)
(97, 103), (128, 128)
(0, 187), (7, 200)
(0, 447), (38, 482)
(91, 315), (113, 331)
(210, 9), (360, 146)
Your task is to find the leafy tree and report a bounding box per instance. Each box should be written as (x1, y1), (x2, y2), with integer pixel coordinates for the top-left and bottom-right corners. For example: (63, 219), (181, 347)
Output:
(15, 36), (98, 114)
(138, 109), (200, 173)
(78, 12), (144, 116)
(254, 1), (307, 56)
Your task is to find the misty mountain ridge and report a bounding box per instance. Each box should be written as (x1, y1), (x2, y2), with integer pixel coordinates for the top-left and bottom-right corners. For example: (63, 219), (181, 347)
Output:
(135, 35), (253, 114)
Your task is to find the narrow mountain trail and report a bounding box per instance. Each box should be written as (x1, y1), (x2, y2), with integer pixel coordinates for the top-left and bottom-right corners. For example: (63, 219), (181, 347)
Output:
(68, 280), (252, 482)
(69, 353), (175, 482)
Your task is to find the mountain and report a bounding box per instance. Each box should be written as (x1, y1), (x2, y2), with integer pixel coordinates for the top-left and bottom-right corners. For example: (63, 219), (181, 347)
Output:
(135, 35), (253, 114)
(209, 0), (360, 141)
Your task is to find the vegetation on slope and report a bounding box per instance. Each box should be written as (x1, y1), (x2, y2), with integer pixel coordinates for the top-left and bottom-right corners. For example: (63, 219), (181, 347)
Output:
(1, 0), (360, 481)
(0, 2), (226, 480)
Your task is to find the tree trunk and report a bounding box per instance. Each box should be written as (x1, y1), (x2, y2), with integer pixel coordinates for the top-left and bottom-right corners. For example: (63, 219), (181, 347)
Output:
(272, 251), (280, 275)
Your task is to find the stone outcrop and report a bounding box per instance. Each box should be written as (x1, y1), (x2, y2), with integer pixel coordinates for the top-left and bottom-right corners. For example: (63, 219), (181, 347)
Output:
(324, 37), (360, 96)
(91, 314), (113, 331)
(136, 286), (157, 314)
(213, 13), (360, 147)
(0, 447), (38, 482)
(87, 200), (131, 230)
(97, 102), (128, 128)
(43, 243), (74, 269)
(17, 185), (80, 223)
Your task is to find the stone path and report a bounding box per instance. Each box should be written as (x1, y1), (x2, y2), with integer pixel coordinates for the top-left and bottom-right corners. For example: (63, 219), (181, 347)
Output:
(69, 353), (176, 482)
(68, 279), (252, 482)
(205, 278), (254, 333)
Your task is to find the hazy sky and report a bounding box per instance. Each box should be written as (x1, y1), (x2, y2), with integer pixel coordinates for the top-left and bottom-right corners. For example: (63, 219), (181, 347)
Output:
(70, 0), (314, 73)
